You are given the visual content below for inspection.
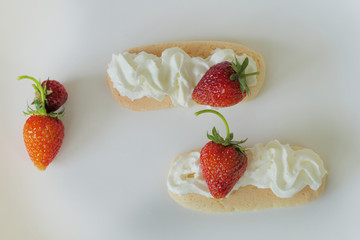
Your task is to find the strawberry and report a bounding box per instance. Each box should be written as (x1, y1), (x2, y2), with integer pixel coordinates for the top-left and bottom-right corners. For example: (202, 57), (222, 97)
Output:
(41, 79), (68, 112)
(192, 57), (259, 107)
(18, 75), (66, 170)
(23, 115), (64, 170)
(195, 109), (248, 199)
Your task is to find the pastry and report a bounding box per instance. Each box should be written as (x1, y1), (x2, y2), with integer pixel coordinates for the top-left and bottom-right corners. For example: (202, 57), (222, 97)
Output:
(106, 41), (265, 111)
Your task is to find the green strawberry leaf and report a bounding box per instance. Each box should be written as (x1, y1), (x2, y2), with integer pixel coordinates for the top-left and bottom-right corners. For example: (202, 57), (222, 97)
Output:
(231, 60), (241, 72)
(239, 57), (249, 73)
(230, 57), (259, 95)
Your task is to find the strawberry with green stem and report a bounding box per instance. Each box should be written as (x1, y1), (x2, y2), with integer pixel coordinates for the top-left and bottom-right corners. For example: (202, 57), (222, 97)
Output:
(18, 75), (66, 170)
(195, 109), (248, 199)
(192, 57), (259, 107)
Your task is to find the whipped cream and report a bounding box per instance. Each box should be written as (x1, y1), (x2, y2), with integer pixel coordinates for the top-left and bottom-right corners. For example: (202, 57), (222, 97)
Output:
(107, 47), (258, 107)
(167, 140), (327, 198)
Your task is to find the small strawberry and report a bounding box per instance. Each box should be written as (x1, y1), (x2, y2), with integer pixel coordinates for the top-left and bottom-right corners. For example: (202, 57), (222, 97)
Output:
(18, 75), (66, 170)
(195, 109), (248, 199)
(192, 57), (259, 107)
(41, 79), (68, 112)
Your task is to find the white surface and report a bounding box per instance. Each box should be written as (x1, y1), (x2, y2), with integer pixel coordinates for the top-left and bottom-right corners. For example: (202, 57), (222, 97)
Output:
(1, 0), (359, 239)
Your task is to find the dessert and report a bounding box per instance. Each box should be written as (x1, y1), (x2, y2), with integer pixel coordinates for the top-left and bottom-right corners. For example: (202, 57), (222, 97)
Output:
(167, 110), (327, 212)
(106, 41), (265, 111)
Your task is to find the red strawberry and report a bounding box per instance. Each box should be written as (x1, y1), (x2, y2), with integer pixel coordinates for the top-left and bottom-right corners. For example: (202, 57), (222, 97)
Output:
(195, 109), (248, 199)
(18, 75), (66, 170)
(23, 115), (64, 170)
(192, 57), (259, 107)
(42, 79), (68, 112)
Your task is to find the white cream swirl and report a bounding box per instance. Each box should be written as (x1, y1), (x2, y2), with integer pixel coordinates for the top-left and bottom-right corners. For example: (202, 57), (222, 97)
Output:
(167, 140), (327, 198)
(167, 151), (212, 197)
(107, 47), (258, 107)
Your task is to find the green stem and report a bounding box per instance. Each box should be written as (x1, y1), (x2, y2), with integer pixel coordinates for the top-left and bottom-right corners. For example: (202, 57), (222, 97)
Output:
(242, 71), (259, 77)
(18, 75), (47, 115)
(195, 109), (230, 140)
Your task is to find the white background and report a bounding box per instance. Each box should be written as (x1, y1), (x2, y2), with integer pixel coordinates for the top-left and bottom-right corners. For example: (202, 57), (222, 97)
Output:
(1, 0), (360, 239)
